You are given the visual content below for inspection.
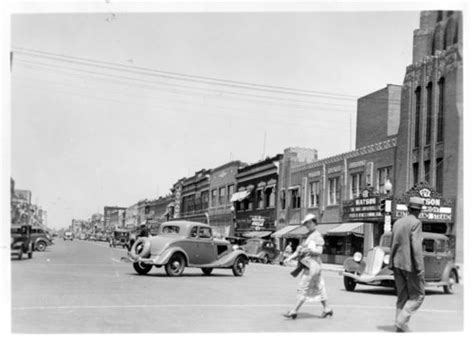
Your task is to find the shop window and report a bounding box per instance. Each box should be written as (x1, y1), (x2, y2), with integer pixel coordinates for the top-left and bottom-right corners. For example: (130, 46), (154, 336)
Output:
(290, 188), (301, 209)
(414, 87), (421, 148)
(201, 190), (209, 209)
(327, 177), (340, 206)
(437, 78), (445, 142)
(210, 189), (217, 207)
(280, 190), (286, 209)
(256, 189), (264, 209)
(309, 181), (320, 207)
(426, 82), (433, 145)
(265, 186), (275, 208)
(218, 187), (225, 206)
(377, 167), (392, 193)
(424, 160), (431, 183)
(227, 184), (234, 203)
(350, 173), (362, 199)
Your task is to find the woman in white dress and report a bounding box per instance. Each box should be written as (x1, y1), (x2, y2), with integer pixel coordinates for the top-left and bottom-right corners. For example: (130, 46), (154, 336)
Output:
(283, 213), (333, 319)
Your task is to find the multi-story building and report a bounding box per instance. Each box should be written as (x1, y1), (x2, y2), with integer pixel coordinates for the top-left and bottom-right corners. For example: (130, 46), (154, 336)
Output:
(394, 10), (463, 260)
(208, 160), (246, 236)
(178, 169), (212, 224)
(104, 206), (126, 230)
(233, 154), (283, 237)
(124, 203), (139, 229)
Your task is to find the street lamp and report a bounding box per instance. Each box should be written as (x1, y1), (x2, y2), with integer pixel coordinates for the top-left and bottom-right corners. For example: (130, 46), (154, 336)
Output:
(383, 179), (393, 232)
(384, 179), (393, 194)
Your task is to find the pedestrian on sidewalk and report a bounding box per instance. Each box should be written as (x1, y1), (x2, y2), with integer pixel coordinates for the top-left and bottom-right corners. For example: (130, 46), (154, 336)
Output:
(283, 213), (333, 320)
(388, 196), (425, 332)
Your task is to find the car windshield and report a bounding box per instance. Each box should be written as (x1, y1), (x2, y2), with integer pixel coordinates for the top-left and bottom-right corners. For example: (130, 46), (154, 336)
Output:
(380, 234), (392, 247)
(161, 226), (180, 235)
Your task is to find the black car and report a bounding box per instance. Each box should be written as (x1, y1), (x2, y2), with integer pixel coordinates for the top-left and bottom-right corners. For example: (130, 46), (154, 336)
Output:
(109, 229), (131, 249)
(11, 225), (34, 260)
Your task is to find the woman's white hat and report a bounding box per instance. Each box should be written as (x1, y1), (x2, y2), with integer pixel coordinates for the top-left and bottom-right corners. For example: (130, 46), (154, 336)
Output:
(302, 213), (317, 224)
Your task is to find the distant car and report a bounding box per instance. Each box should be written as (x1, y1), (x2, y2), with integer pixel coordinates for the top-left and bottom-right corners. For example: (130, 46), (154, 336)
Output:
(110, 229), (131, 249)
(78, 233), (87, 240)
(128, 221), (248, 277)
(341, 231), (460, 294)
(11, 225), (34, 260)
(63, 232), (74, 241)
(242, 238), (281, 264)
(89, 234), (97, 241)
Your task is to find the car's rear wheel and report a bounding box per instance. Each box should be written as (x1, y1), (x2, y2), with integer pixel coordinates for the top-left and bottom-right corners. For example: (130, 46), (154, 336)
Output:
(165, 254), (185, 276)
(232, 256), (246, 277)
(202, 268), (213, 276)
(344, 274), (357, 291)
(443, 269), (457, 294)
(36, 241), (46, 252)
(133, 262), (153, 275)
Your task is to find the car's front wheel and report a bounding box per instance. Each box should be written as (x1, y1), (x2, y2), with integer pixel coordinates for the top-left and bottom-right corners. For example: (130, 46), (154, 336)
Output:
(202, 268), (213, 276)
(443, 269), (457, 294)
(232, 256), (246, 277)
(133, 262), (153, 275)
(165, 253), (185, 276)
(261, 255), (269, 264)
(36, 241), (46, 252)
(344, 274), (357, 291)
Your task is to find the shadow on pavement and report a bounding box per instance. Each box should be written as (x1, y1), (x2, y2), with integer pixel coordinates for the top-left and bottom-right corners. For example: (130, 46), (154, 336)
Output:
(340, 287), (448, 297)
(377, 325), (397, 332)
(125, 272), (236, 278)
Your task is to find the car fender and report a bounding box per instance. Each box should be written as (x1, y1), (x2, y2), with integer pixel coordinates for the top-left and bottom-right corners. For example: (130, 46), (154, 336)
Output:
(35, 238), (48, 246)
(154, 247), (190, 266)
(343, 258), (365, 273)
(441, 263), (459, 283)
(211, 251), (248, 268)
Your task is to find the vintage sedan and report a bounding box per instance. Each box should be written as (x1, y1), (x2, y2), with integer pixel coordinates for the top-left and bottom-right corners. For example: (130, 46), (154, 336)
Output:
(341, 231), (460, 294)
(11, 225), (34, 260)
(128, 221), (248, 277)
(242, 238), (280, 264)
(109, 228), (131, 249)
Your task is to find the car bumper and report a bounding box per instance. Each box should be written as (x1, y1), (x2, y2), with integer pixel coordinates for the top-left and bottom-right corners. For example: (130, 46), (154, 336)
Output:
(341, 271), (394, 284)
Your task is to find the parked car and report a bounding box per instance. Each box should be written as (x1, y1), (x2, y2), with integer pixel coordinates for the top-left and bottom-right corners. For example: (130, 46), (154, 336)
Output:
(242, 238), (281, 264)
(11, 225), (34, 260)
(63, 231), (74, 241)
(31, 227), (54, 251)
(110, 229), (131, 249)
(78, 233), (87, 240)
(341, 231), (460, 294)
(128, 221), (248, 277)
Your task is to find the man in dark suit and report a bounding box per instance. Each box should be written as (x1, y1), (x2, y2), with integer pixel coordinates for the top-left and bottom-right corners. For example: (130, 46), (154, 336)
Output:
(388, 196), (425, 332)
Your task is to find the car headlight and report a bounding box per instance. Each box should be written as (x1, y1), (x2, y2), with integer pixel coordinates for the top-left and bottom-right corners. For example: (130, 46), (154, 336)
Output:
(232, 245), (241, 251)
(383, 254), (390, 265)
(353, 252), (363, 262)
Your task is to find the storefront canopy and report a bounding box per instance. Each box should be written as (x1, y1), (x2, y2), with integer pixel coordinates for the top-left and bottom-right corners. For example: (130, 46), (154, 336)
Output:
(325, 222), (364, 237)
(242, 231), (273, 239)
(230, 190), (250, 202)
(272, 223), (341, 239)
(271, 225), (300, 238)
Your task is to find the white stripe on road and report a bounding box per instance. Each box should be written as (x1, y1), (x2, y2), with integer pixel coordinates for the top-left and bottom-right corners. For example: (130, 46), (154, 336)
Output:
(12, 303), (461, 314)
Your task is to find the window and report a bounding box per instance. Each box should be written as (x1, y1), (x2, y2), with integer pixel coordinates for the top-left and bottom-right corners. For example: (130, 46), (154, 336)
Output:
(422, 239), (435, 253)
(437, 78), (445, 142)
(350, 173), (362, 199)
(218, 187), (225, 206)
(194, 195), (201, 211)
(162, 226), (180, 234)
(328, 177), (340, 206)
(198, 227), (212, 239)
(201, 190), (209, 209)
(413, 163), (419, 186)
(414, 87), (421, 148)
(426, 82), (433, 145)
(309, 181), (320, 207)
(227, 184), (234, 203)
(280, 190), (286, 209)
(436, 158), (443, 193)
(256, 188), (264, 209)
(210, 189), (217, 207)
(265, 186), (275, 208)
(290, 188), (301, 209)
(424, 160), (431, 183)
(377, 167), (392, 193)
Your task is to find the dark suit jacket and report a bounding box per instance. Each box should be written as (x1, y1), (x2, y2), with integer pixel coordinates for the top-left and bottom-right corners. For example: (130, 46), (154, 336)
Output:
(389, 214), (424, 273)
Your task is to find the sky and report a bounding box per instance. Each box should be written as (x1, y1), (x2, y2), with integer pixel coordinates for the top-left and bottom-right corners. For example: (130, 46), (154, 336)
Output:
(7, 6), (423, 229)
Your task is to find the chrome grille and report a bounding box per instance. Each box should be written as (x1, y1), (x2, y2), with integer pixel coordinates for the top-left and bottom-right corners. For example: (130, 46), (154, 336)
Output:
(364, 247), (385, 275)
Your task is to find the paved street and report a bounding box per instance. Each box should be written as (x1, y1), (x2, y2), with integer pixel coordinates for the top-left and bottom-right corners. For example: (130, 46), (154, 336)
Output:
(11, 239), (463, 333)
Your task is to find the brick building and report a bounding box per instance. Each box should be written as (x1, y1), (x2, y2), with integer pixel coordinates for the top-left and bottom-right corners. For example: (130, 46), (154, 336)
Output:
(178, 169), (212, 224)
(394, 10), (463, 261)
(233, 154), (283, 237)
(208, 160), (246, 236)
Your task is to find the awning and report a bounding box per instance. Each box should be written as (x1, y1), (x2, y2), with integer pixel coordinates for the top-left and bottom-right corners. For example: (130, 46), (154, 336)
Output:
(271, 225), (301, 238)
(325, 222), (365, 237)
(242, 231), (273, 239)
(230, 190), (250, 202)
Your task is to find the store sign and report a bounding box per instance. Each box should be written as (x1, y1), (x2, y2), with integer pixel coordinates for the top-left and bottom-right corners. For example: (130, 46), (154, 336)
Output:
(393, 182), (455, 223)
(342, 188), (384, 221)
(250, 216), (266, 230)
(235, 215), (273, 233)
